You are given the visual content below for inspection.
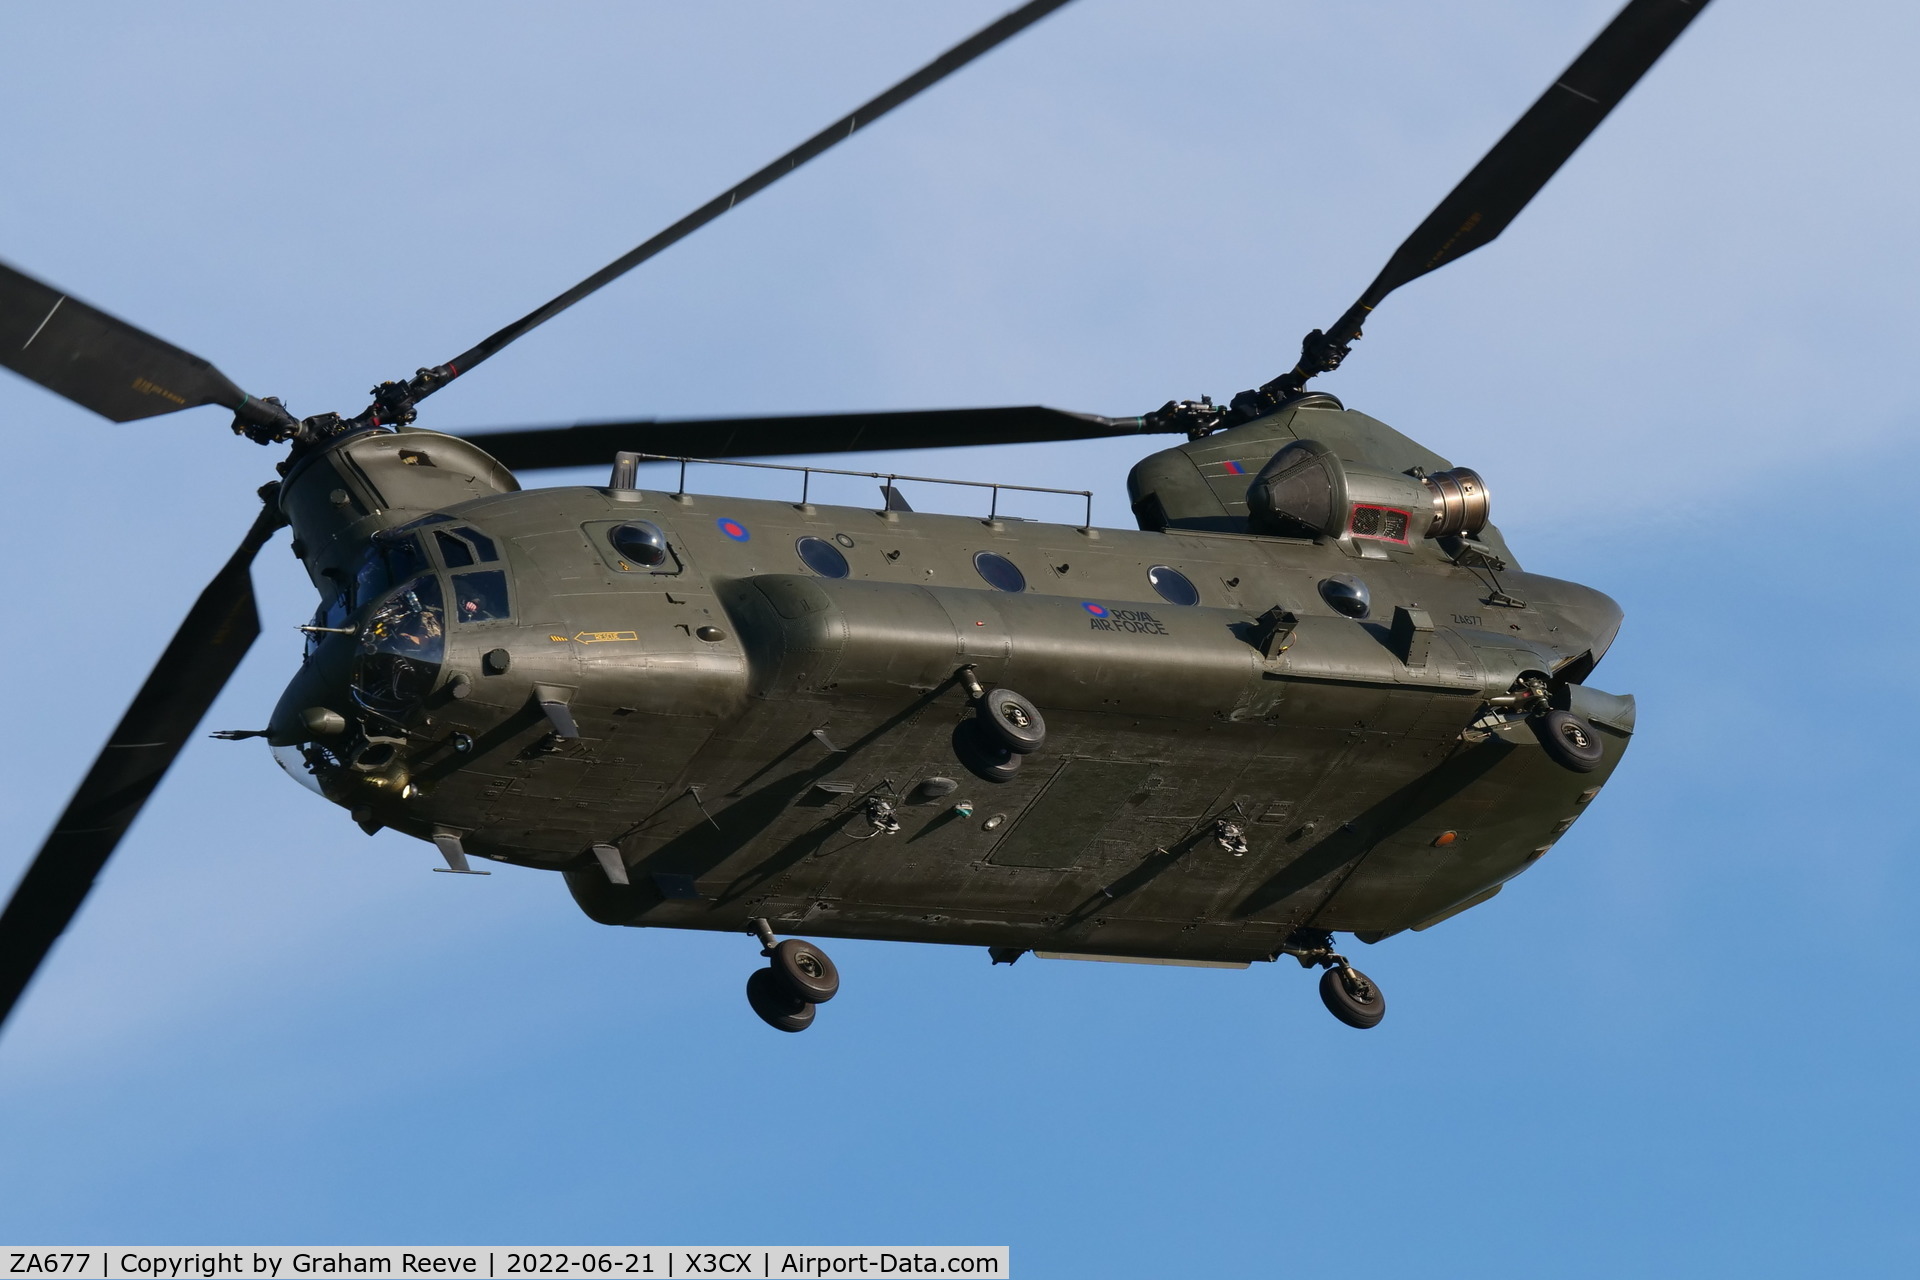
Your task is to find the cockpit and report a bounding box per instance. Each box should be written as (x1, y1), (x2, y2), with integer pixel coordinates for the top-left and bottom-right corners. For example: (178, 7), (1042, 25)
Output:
(305, 531), (430, 660)
(275, 515), (516, 806)
(354, 576), (446, 715)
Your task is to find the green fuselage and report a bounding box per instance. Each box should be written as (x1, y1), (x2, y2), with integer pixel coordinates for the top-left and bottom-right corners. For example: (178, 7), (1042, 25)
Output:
(269, 400), (1631, 964)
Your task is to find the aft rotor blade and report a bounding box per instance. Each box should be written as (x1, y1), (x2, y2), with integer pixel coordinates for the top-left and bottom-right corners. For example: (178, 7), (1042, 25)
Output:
(417, 0), (1076, 401)
(0, 501), (283, 1035)
(1275, 0), (1712, 392)
(0, 260), (259, 423)
(458, 405), (1164, 470)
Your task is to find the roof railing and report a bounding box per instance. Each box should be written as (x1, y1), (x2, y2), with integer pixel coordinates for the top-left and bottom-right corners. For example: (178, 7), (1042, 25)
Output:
(613, 451), (1094, 531)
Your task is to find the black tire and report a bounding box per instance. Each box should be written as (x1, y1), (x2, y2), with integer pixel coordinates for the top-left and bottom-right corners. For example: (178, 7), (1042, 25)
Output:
(1532, 709), (1605, 773)
(979, 687), (1046, 754)
(953, 719), (1023, 783)
(1319, 966), (1386, 1029)
(746, 967), (816, 1032)
(769, 938), (840, 1003)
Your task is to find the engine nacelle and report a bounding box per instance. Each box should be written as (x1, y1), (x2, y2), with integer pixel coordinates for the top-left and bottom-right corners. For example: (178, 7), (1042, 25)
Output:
(1245, 439), (1488, 542)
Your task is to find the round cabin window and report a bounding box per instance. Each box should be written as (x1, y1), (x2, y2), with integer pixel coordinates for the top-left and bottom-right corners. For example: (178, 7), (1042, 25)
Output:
(1319, 574), (1371, 619)
(973, 551), (1026, 593)
(1147, 565), (1200, 607)
(608, 522), (669, 567)
(796, 535), (850, 579)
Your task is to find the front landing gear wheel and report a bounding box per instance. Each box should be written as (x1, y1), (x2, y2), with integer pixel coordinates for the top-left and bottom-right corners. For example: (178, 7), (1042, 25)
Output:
(746, 967), (816, 1032)
(1319, 966), (1386, 1029)
(769, 938), (840, 1003)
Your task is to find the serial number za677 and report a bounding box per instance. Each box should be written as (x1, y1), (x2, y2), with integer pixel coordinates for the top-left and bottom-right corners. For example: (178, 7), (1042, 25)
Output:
(9, 1258), (94, 1276)
(505, 1257), (655, 1276)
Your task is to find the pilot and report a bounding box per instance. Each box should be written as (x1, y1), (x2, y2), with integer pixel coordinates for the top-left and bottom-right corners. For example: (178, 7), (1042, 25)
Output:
(385, 593), (443, 650)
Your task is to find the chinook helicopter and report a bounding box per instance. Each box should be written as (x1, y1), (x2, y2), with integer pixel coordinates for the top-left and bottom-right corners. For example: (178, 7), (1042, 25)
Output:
(0, 0), (1707, 1035)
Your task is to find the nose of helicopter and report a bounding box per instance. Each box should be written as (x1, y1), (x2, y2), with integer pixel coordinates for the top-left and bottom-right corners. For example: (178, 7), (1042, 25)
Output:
(268, 637), (355, 748)
(266, 622), (431, 806)
(265, 640), (356, 799)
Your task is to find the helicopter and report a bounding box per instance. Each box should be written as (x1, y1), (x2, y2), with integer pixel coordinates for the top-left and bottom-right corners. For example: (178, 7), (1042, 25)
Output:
(0, 0), (1708, 1036)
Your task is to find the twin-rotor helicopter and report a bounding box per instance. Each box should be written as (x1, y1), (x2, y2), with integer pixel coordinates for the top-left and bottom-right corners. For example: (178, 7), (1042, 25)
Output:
(0, 0), (1708, 1035)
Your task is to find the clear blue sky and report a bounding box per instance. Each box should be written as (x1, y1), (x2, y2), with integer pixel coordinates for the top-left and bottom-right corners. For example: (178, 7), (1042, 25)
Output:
(2, 2), (1916, 1274)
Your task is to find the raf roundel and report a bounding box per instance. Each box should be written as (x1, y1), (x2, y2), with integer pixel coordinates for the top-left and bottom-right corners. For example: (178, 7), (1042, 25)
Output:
(717, 517), (751, 542)
(1082, 602), (1109, 618)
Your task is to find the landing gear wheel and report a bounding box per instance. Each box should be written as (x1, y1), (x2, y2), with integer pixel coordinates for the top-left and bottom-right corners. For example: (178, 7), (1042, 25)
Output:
(1319, 965), (1386, 1029)
(1532, 709), (1605, 773)
(769, 938), (840, 1003)
(979, 688), (1046, 754)
(746, 967), (816, 1032)
(953, 719), (1022, 783)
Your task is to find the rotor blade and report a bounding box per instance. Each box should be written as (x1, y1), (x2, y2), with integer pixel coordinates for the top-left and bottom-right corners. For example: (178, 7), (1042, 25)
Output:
(1275, 0), (1712, 392)
(415, 0), (1076, 401)
(0, 500), (283, 1035)
(0, 260), (258, 422)
(456, 405), (1164, 470)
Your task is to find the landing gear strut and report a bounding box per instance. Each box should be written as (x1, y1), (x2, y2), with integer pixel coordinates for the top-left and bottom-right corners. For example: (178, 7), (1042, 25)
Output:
(1282, 928), (1386, 1029)
(744, 918), (840, 1033)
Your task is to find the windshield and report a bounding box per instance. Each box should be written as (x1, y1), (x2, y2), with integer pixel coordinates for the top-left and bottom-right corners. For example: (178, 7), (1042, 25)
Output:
(351, 534), (429, 613)
(353, 576), (445, 713)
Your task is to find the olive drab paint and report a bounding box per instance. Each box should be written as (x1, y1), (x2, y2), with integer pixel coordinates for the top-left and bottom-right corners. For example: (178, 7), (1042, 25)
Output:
(267, 393), (1632, 965)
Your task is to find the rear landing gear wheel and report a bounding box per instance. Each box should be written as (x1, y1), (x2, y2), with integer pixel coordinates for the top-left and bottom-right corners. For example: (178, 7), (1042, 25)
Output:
(1318, 965), (1386, 1029)
(769, 938), (840, 1003)
(746, 967), (816, 1032)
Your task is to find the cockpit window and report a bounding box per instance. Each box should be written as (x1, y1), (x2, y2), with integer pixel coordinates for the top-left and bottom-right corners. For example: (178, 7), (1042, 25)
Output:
(353, 549), (390, 611)
(454, 526), (499, 561)
(352, 535), (428, 611)
(354, 577), (445, 713)
(433, 529), (474, 571)
(435, 529), (475, 568)
(388, 537), (427, 582)
(452, 570), (510, 623)
(362, 577), (444, 662)
(432, 526), (500, 568)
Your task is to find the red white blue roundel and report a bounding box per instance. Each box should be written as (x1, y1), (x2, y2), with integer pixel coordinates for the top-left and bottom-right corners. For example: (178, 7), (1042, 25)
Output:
(1082, 601), (1109, 617)
(717, 517), (750, 542)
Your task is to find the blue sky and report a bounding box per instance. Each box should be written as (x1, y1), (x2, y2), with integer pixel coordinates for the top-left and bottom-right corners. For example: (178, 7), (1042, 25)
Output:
(2, 2), (1916, 1274)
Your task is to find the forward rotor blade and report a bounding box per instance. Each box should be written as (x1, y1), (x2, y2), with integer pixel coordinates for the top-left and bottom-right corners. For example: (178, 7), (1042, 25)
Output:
(457, 405), (1163, 470)
(0, 260), (257, 422)
(1274, 0), (1712, 393)
(415, 0), (1076, 402)
(0, 501), (283, 1035)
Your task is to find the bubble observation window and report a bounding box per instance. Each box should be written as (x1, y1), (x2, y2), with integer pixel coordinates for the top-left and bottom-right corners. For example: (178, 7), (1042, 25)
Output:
(609, 522), (671, 568)
(1319, 574), (1371, 619)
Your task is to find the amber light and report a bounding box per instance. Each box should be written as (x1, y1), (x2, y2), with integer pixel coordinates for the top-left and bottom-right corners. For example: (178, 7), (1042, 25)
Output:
(1432, 831), (1457, 847)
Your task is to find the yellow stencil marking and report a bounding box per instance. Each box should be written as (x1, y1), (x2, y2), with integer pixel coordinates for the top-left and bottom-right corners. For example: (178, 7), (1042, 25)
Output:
(130, 376), (187, 406)
(574, 630), (639, 644)
(549, 634), (570, 643)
